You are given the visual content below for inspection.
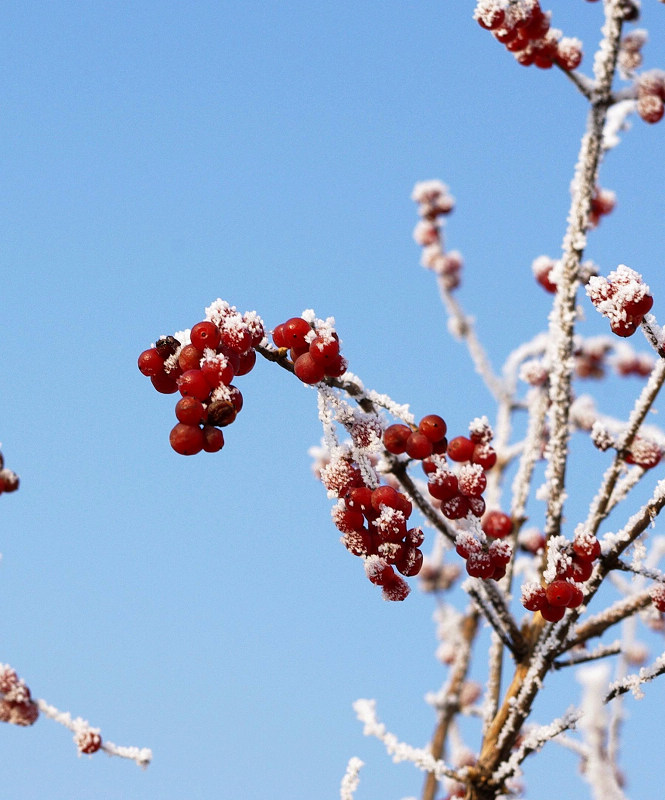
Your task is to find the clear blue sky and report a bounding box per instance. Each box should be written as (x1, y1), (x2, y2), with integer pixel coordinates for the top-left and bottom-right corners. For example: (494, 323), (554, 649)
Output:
(1, 2), (665, 798)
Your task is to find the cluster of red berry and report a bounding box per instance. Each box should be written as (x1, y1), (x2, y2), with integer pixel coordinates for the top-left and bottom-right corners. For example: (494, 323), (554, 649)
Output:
(0, 665), (38, 727)
(586, 265), (654, 338)
(637, 70), (665, 125)
(411, 180), (461, 289)
(272, 316), (347, 384)
(474, 0), (582, 71)
(413, 418), (497, 522)
(455, 511), (513, 580)
(138, 301), (264, 455)
(0, 450), (19, 496)
(522, 531), (601, 621)
(319, 455), (419, 601)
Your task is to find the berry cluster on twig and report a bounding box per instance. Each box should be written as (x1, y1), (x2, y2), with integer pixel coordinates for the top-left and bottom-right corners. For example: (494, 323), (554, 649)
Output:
(474, 0), (582, 71)
(138, 301), (265, 455)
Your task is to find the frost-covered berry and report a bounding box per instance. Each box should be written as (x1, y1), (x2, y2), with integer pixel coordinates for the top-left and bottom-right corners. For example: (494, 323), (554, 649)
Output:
(482, 510), (513, 539)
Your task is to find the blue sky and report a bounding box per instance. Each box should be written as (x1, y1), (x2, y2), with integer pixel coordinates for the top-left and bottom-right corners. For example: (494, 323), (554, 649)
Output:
(2, 2), (665, 798)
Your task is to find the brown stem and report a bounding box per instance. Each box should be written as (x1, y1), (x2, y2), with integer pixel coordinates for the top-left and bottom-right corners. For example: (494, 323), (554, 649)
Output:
(422, 610), (479, 800)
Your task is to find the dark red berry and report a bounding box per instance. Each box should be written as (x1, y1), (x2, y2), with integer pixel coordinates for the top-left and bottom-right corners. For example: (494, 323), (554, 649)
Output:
(405, 431), (433, 460)
(169, 423), (204, 456)
(482, 511), (513, 539)
(383, 424), (413, 454)
(175, 396), (206, 425)
(150, 372), (179, 394)
(540, 602), (566, 622)
(206, 400), (237, 427)
(447, 436), (475, 462)
(201, 425), (225, 453)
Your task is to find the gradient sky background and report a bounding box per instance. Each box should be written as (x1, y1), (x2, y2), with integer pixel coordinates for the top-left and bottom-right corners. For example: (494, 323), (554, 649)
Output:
(2, 2), (665, 799)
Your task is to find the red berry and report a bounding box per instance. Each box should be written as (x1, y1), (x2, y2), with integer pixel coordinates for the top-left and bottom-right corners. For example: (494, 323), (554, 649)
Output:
(447, 436), (475, 462)
(440, 494), (470, 520)
(324, 354), (348, 378)
(418, 414), (447, 443)
(235, 348), (257, 376)
(482, 511), (513, 539)
(169, 423), (204, 455)
(282, 317), (312, 349)
(546, 580), (574, 607)
(567, 557), (594, 583)
(177, 370), (212, 402)
(138, 348), (166, 376)
(370, 485), (401, 511)
(427, 472), (458, 501)
(190, 321), (221, 351)
(572, 536), (601, 562)
(201, 425), (225, 453)
(472, 444), (497, 470)
(309, 335), (340, 364)
(150, 372), (179, 394)
(333, 507), (366, 534)
(383, 424), (412, 454)
(468, 496), (486, 518)
(227, 385), (244, 413)
(566, 584), (584, 608)
(272, 323), (288, 348)
(395, 546), (423, 577)
(540, 602), (565, 622)
(466, 552), (495, 579)
(178, 344), (204, 372)
(294, 352), (326, 384)
(175, 396), (206, 425)
(522, 585), (547, 612)
(405, 431), (433, 460)
(200, 355), (235, 388)
(346, 486), (373, 514)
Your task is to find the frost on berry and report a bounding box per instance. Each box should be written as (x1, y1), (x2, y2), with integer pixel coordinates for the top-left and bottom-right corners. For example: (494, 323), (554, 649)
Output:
(586, 265), (652, 337)
(75, 726), (103, 755)
(0, 665), (38, 727)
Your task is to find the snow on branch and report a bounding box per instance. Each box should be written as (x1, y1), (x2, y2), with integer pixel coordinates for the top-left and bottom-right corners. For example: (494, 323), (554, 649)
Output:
(352, 698), (459, 782)
(340, 756), (364, 800)
(36, 700), (152, 767)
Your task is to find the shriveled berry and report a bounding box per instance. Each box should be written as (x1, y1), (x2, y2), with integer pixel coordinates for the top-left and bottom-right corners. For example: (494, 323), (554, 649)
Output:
(206, 400), (237, 427)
